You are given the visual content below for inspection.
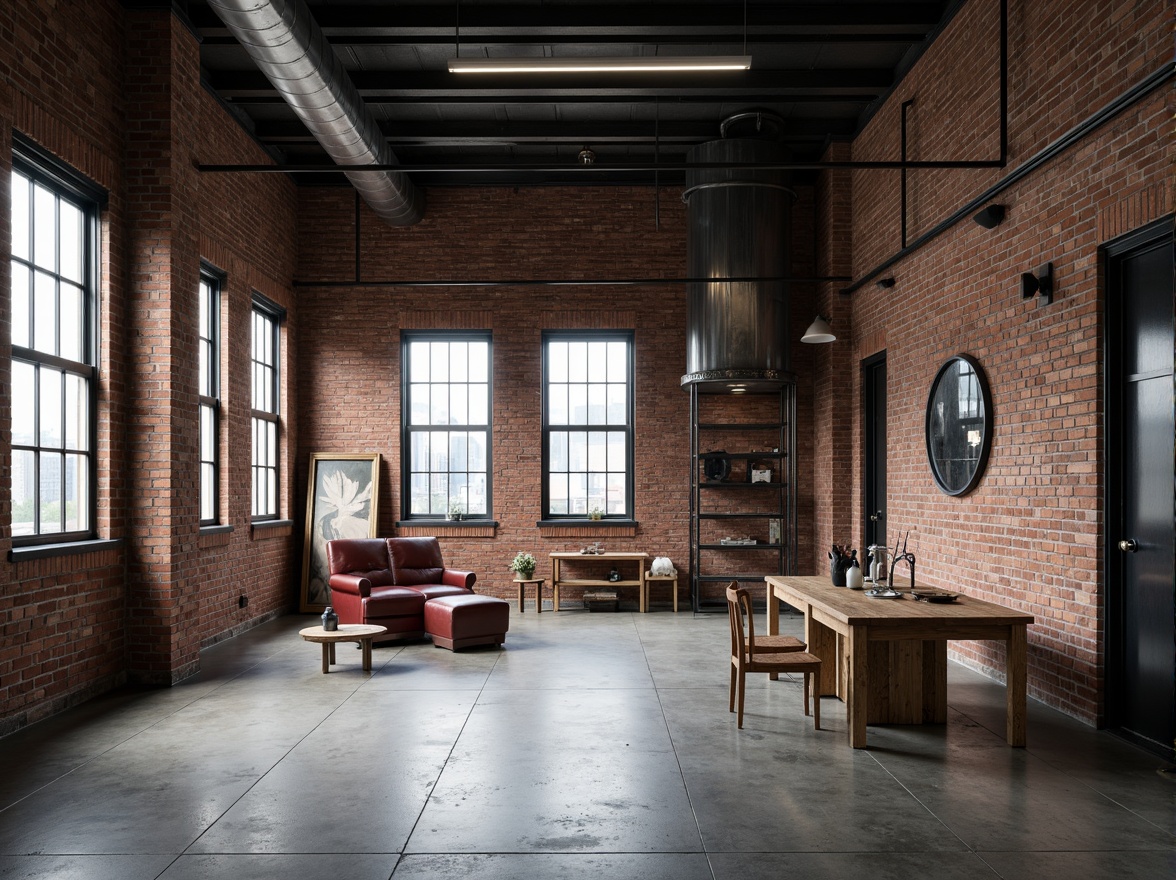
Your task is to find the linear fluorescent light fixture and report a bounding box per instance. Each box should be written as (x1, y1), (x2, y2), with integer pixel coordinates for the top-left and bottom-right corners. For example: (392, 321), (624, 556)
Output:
(448, 56), (752, 74)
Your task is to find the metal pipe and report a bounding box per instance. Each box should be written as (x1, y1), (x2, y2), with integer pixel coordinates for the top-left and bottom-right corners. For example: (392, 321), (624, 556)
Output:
(197, 159), (1007, 174)
(293, 274), (852, 289)
(841, 63), (1172, 295)
(206, 0), (423, 225)
(901, 99), (914, 249)
(1000, 0), (1008, 164)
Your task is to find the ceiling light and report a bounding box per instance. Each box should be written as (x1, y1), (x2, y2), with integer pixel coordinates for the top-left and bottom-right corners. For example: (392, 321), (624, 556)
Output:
(801, 315), (836, 344)
(448, 56), (752, 74)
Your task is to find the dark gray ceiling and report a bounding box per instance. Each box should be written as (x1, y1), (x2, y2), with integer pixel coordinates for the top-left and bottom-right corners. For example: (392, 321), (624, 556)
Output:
(187, 0), (959, 186)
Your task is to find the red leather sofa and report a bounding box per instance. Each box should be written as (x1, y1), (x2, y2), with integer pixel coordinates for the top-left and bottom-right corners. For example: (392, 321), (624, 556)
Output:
(326, 537), (508, 650)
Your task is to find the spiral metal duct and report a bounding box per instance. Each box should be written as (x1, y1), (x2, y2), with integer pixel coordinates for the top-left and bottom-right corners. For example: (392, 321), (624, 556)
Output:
(207, 0), (424, 226)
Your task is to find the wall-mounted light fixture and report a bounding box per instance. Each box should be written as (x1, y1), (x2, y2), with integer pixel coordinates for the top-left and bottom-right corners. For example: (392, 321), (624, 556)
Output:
(801, 315), (836, 344)
(972, 204), (1006, 229)
(1021, 262), (1053, 305)
(449, 56), (752, 74)
(875, 277), (896, 289)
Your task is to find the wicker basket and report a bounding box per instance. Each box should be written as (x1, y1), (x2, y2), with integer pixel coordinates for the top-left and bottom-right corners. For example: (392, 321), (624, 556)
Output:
(583, 590), (620, 612)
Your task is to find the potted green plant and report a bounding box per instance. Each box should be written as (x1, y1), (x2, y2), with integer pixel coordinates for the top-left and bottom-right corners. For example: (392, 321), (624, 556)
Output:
(447, 500), (464, 521)
(510, 551), (537, 580)
(588, 505), (604, 521)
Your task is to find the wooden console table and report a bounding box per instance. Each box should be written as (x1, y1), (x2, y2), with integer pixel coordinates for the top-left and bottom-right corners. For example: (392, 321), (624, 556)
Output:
(549, 552), (649, 612)
(765, 575), (1034, 749)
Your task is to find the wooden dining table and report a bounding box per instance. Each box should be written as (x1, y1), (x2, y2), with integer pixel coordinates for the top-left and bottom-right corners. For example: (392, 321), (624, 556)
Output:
(765, 575), (1034, 749)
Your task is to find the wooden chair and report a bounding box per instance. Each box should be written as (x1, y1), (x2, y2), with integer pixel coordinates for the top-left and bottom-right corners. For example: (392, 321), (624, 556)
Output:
(725, 580), (806, 656)
(726, 585), (822, 730)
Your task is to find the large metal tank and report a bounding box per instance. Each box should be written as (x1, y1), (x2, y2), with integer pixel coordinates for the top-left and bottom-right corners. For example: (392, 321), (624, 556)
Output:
(682, 132), (793, 391)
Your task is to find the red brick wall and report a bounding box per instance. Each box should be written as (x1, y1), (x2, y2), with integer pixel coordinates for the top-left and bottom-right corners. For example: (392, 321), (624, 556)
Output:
(295, 186), (700, 602)
(0, 0), (131, 730)
(819, 0), (1171, 723)
(0, 1), (299, 730)
(0, 0), (1168, 736)
(807, 142), (855, 574)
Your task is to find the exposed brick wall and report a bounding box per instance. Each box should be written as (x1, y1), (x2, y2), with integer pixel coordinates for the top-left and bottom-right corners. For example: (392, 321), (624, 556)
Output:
(808, 142), (855, 573)
(0, 0), (132, 730)
(295, 187), (701, 604)
(822, 0), (1171, 723)
(0, 0), (1168, 736)
(0, 1), (299, 729)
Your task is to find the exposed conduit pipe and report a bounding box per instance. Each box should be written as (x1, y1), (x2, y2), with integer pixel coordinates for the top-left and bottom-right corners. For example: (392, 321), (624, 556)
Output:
(206, 0), (424, 226)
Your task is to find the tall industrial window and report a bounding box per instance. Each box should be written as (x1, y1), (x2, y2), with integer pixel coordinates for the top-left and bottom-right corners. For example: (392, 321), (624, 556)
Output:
(402, 333), (491, 519)
(199, 270), (221, 525)
(10, 145), (101, 543)
(542, 332), (633, 518)
(251, 294), (283, 520)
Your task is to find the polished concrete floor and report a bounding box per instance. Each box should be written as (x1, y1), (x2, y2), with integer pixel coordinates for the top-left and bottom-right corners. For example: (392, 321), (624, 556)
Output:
(0, 606), (1173, 879)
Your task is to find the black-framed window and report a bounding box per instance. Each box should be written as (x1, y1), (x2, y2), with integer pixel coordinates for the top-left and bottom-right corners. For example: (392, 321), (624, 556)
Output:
(402, 332), (492, 519)
(10, 145), (102, 544)
(199, 269), (222, 525)
(542, 332), (633, 518)
(251, 294), (283, 520)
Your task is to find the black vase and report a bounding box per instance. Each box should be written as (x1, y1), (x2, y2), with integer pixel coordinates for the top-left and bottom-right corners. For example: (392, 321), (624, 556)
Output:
(829, 553), (850, 587)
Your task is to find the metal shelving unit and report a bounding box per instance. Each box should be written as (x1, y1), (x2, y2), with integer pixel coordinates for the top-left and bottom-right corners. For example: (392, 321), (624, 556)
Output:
(689, 384), (798, 612)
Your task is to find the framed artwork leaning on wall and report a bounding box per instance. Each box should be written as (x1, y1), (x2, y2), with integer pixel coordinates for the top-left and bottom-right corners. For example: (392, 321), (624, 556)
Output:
(300, 453), (381, 612)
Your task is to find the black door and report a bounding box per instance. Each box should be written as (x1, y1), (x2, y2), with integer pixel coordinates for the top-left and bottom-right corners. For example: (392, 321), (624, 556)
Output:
(863, 353), (887, 550)
(1106, 218), (1175, 760)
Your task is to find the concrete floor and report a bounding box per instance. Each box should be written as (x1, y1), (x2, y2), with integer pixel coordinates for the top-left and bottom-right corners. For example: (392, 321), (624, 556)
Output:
(0, 607), (1172, 879)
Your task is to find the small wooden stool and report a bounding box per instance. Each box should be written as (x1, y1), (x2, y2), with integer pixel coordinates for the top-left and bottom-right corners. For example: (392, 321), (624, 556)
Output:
(644, 573), (679, 612)
(513, 578), (546, 612)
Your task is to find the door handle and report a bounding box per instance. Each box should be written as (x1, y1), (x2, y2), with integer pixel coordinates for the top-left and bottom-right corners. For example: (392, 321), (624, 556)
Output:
(869, 510), (882, 522)
(1118, 539), (1139, 553)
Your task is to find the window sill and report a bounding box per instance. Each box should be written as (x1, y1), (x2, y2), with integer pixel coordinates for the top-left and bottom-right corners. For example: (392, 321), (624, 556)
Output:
(9, 537), (123, 563)
(537, 520), (639, 539)
(397, 520), (498, 538)
(250, 519), (293, 540)
(199, 524), (234, 548)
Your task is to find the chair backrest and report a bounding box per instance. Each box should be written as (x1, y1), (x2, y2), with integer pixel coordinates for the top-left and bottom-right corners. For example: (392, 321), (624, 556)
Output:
(387, 537), (445, 585)
(725, 583), (753, 661)
(326, 538), (395, 586)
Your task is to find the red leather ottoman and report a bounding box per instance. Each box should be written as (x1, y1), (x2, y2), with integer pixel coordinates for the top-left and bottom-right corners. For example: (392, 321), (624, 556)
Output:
(424, 594), (510, 651)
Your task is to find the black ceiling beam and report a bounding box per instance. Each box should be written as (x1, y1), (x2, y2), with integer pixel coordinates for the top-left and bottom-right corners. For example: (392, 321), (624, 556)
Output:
(189, 2), (945, 39)
(225, 93), (878, 108)
(252, 119), (858, 145)
(198, 158), (1006, 174)
(208, 69), (893, 99)
(200, 32), (931, 48)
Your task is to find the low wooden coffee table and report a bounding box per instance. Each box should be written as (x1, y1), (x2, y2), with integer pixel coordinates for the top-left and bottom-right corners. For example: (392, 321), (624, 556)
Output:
(299, 624), (388, 673)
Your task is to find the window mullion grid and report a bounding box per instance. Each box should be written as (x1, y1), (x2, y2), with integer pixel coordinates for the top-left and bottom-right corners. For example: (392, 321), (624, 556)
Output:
(199, 274), (221, 525)
(402, 334), (490, 520)
(11, 158), (98, 544)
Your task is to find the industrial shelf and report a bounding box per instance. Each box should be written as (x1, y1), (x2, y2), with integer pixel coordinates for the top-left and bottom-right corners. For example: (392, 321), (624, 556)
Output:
(689, 384), (797, 612)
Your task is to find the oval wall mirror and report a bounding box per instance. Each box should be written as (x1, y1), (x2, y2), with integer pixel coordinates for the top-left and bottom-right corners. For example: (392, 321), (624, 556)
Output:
(925, 354), (993, 496)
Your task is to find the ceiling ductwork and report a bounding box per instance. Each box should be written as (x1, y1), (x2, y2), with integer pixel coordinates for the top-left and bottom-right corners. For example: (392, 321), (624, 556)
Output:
(206, 0), (424, 226)
(681, 115), (795, 392)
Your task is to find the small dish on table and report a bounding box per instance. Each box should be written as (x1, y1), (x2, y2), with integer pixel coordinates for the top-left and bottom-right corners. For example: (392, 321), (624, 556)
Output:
(911, 590), (959, 604)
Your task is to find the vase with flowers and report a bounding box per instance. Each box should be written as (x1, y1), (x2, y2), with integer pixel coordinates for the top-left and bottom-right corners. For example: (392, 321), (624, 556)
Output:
(509, 551), (537, 580)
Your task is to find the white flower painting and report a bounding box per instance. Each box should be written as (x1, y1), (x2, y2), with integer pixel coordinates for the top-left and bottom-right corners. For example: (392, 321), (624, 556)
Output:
(301, 454), (381, 610)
